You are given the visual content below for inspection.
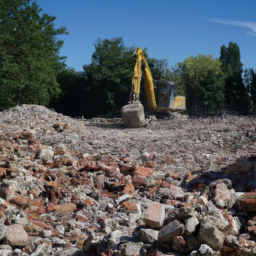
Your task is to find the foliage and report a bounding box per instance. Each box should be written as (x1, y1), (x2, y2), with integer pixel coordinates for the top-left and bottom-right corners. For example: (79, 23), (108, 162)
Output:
(244, 68), (256, 110)
(147, 57), (171, 80)
(178, 54), (225, 114)
(0, 0), (68, 110)
(50, 68), (87, 117)
(219, 42), (252, 113)
(80, 37), (136, 118)
(168, 66), (186, 96)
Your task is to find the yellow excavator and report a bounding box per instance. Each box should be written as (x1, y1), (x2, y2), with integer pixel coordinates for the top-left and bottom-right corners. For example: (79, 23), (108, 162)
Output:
(131, 47), (185, 112)
(121, 47), (185, 127)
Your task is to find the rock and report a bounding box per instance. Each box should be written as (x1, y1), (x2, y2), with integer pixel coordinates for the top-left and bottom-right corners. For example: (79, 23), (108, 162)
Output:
(198, 244), (213, 256)
(158, 220), (184, 243)
(169, 184), (184, 199)
(122, 201), (138, 211)
(134, 166), (153, 178)
(108, 230), (123, 248)
(239, 192), (256, 212)
(186, 236), (201, 251)
(56, 248), (85, 256)
(185, 216), (199, 234)
(201, 201), (227, 230)
(124, 242), (142, 256)
(138, 228), (159, 243)
(172, 236), (186, 252)
(39, 145), (54, 163)
(224, 158), (252, 175)
(121, 103), (146, 127)
(0, 248), (12, 256)
(0, 224), (7, 240)
(143, 202), (165, 228)
(53, 203), (77, 213)
(6, 224), (29, 246)
(116, 194), (132, 205)
(209, 179), (235, 209)
(197, 221), (225, 251)
(124, 183), (136, 197)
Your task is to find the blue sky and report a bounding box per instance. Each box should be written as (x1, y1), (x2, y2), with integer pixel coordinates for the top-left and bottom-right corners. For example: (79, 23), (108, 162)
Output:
(35, 0), (256, 72)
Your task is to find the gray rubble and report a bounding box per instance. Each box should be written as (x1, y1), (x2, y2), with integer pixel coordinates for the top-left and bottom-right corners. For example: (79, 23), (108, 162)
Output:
(0, 105), (255, 255)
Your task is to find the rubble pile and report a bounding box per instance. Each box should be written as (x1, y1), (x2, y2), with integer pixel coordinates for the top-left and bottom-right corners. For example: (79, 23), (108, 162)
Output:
(0, 105), (256, 255)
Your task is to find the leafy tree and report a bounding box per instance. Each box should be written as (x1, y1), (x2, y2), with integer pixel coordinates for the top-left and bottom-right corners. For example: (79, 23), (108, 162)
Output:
(83, 37), (135, 117)
(219, 42), (252, 113)
(178, 54), (225, 114)
(0, 0), (68, 110)
(168, 66), (186, 96)
(50, 68), (87, 117)
(244, 68), (256, 110)
(146, 57), (171, 80)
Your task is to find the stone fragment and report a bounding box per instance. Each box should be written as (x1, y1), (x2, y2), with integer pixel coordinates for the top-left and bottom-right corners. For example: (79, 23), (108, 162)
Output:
(146, 161), (156, 168)
(53, 203), (77, 213)
(143, 202), (165, 228)
(124, 242), (142, 256)
(209, 179), (235, 209)
(201, 201), (227, 230)
(124, 183), (136, 196)
(0, 224), (7, 241)
(122, 201), (138, 211)
(121, 103), (146, 127)
(115, 194), (132, 205)
(138, 228), (159, 244)
(158, 220), (184, 243)
(134, 166), (153, 177)
(56, 248), (85, 256)
(120, 164), (134, 175)
(186, 236), (201, 252)
(172, 236), (186, 252)
(197, 221), (225, 251)
(0, 248), (12, 256)
(169, 184), (184, 199)
(198, 244), (213, 256)
(132, 175), (147, 186)
(224, 158), (252, 175)
(39, 145), (54, 163)
(6, 224), (29, 246)
(239, 192), (256, 212)
(108, 230), (123, 248)
(185, 216), (199, 234)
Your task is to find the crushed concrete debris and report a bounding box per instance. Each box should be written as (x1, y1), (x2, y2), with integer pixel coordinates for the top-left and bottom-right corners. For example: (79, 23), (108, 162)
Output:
(0, 105), (255, 255)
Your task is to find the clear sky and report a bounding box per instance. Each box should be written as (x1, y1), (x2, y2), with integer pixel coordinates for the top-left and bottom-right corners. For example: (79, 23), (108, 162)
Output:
(35, 0), (256, 72)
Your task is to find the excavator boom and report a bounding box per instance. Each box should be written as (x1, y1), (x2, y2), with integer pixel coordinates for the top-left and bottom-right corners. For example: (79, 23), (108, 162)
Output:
(121, 47), (185, 127)
(131, 47), (185, 112)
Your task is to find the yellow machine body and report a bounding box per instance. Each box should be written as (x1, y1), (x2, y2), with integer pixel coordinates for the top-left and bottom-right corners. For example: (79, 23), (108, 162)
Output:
(131, 47), (185, 112)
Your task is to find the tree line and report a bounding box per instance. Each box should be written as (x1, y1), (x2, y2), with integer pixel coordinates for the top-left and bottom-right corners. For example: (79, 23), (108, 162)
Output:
(1, 0), (256, 117)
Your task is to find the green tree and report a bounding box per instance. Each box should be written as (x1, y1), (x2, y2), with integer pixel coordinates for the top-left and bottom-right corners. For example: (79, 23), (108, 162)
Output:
(168, 66), (186, 96)
(219, 42), (252, 113)
(244, 68), (256, 110)
(178, 54), (225, 114)
(50, 68), (87, 117)
(83, 37), (135, 117)
(0, 0), (68, 110)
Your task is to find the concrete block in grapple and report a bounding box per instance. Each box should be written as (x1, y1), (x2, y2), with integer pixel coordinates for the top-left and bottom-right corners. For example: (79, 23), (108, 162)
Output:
(121, 103), (146, 127)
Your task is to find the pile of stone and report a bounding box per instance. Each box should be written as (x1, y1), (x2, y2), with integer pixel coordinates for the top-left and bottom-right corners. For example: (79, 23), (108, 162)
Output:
(0, 105), (255, 255)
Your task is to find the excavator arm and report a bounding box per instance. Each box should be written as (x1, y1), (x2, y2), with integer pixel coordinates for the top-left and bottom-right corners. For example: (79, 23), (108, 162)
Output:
(131, 47), (157, 110)
(131, 47), (185, 112)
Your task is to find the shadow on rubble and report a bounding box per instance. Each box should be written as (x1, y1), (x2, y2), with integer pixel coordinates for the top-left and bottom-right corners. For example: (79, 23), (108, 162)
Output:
(181, 156), (256, 193)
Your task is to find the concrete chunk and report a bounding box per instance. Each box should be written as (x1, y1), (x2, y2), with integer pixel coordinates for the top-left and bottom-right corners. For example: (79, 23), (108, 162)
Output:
(143, 202), (165, 228)
(158, 220), (184, 243)
(121, 103), (146, 127)
(197, 221), (225, 251)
